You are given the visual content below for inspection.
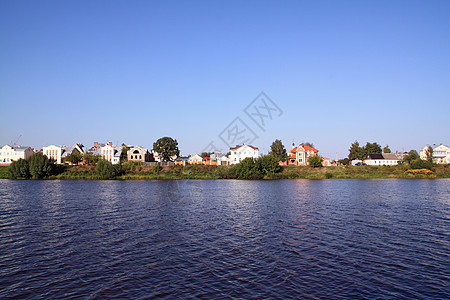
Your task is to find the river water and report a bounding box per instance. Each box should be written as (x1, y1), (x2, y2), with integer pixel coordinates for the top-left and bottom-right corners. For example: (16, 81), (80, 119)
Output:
(0, 179), (449, 299)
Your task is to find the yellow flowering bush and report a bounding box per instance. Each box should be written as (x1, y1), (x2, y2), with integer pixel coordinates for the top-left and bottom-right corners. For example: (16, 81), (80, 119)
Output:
(405, 169), (433, 175)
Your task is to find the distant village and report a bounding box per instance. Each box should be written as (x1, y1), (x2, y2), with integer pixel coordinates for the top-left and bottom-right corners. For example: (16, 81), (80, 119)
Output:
(1, 138), (449, 167)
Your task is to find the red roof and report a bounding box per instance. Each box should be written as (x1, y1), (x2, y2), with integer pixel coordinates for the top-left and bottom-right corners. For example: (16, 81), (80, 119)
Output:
(203, 156), (210, 160)
(230, 144), (259, 150)
(290, 144), (318, 154)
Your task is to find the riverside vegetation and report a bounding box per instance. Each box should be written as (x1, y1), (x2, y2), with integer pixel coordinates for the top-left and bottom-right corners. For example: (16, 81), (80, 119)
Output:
(2, 153), (450, 180)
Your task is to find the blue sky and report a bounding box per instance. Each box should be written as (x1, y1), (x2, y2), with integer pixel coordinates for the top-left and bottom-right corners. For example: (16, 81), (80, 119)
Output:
(1, 1), (449, 159)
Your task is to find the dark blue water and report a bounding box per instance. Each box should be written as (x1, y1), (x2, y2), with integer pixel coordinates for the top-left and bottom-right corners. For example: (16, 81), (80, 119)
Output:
(0, 179), (449, 299)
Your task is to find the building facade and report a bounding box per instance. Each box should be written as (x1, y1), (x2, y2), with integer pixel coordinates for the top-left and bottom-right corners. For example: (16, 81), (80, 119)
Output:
(364, 153), (406, 166)
(43, 145), (63, 164)
(420, 144), (450, 164)
(127, 147), (152, 163)
(229, 144), (259, 164)
(287, 144), (319, 166)
(0, 145), (34, 165)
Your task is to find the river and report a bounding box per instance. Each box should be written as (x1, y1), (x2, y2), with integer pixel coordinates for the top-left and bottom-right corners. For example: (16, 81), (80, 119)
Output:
(0, 179), (449, 299)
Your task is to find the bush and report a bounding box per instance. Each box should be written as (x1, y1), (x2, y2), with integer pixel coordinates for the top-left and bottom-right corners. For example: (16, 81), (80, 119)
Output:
(234, 157), (263, 179)
(255, 155), (281, 176)
(28, 152), (57, 179)
(410, 159), (434, 171)
(325, 172), (333, 179)
(308, 155), (324, 168)
(153, 164), (163, 173)
(96, 160), (120, 179)
(9, 158), (30, 179)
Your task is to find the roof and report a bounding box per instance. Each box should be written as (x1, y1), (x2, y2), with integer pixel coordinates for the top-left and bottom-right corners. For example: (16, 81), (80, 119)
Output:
(366, 153), (384, 159)
(203, 156), (210, 160)
(290, 144), (319, 154)
(230, 144), (259, 150)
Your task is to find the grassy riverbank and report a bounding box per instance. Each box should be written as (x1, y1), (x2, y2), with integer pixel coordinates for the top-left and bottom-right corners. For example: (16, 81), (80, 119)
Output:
(2, 164), (450, 180)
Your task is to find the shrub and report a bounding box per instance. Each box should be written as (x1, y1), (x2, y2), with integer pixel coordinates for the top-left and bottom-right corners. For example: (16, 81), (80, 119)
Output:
(256, 155), (282, 176)
(325, 172), (333, 179)
(153, 163), (163, 173)
(9, 158), (31, 179)
(405, 169), (433, 175)
(28, 152), (57, 179)
(308, 155), (324, 168)
(234, 157), (263, 179)
(410, 159), (434, 171)
(96, 159), (119, 179)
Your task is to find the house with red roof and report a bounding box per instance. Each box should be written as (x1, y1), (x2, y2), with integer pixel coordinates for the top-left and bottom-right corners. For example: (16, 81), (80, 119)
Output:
(287, 144), (319, 166)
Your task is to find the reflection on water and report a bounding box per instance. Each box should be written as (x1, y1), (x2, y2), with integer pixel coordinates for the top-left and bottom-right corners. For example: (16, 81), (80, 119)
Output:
(0, 179), (449, 299)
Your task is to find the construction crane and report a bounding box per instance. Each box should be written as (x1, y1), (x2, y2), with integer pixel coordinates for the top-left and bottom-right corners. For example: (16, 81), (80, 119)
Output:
(11, 135), (22, 147)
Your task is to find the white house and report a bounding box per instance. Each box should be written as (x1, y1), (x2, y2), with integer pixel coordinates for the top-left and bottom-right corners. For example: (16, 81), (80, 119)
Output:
(43, 145), (64, 164)
(420, 144), (450, 164)
(364, 153), (406, 166)
(229, 144), (259, 165)
(100, 143), (121, 165)
(0, 145), (34, 165)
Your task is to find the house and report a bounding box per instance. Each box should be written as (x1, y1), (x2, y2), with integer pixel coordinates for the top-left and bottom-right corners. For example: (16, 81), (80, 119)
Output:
(420, 144), (450, 164)
(187, 154), (203, 164)
(100, 142), (122, 165)
(210, 152), (229, 166)
(175, 156), (189, 165)
(127, 146), (153, 163)
(43, 145), (64, 164)
(364, 153), (407, 166)
(0, 145), (34, 165)
(229, 144), (259, 164)
(287, 144), (319, 166)
(61, 144), (87, 164)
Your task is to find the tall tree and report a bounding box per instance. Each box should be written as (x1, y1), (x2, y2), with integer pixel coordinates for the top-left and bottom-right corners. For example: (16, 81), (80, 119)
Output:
(308, 155), (324, 168)
(303, 142), (315, 148)
(348, 141), (365, 160)
(268, 139), (288, 161)
(120, 144), (129, 164)
(200, 152), (214, 158)
(425, 146), (434, 163)
(9, 158), (30, 179)
(383, 145), (391, 153)
(365, 142), (382, 154)
(153, 137), (180, 162)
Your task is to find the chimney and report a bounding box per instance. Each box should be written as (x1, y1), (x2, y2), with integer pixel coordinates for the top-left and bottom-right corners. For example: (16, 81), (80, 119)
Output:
(109, 142), (112, 147)
(94, 142), (98, 148)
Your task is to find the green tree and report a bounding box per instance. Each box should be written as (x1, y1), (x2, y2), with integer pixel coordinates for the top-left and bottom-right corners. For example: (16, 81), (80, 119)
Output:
(303, 142), (315, 148)
(28, 152), (56, 179)
(234, 157), (263, 179)
(425, 146), (434, 163)
(9, 158), (30, 179)
(153, 137), (180, 162)
(410, 159), (433, 170)
(404, 150), (419, 164)
(120, 144), (129, 164)
(348, 141), (365, 160)
(308, 155), (324, 168)
(66, 151), (83, 165)
(256, 155), (281, 176)
(338, 158), (350, 166)
(365, 142), (382, 154)
(200, 152), (213, 158)
(268, 139), (288, 162)
(84, 153), (101, 165)
(383, 145), (391, 153)
(96, 159), (119, 179)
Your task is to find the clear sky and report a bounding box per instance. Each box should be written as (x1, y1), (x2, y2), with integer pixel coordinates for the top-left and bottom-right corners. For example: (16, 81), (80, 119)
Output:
(1, 0), (449, 159)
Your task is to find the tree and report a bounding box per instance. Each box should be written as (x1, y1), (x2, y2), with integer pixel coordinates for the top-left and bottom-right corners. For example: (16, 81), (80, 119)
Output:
(268, 139), (288, 162)
(338, 158), (350, 166)
(84, 153), (101, 165)
(153, 137), (180, 162)
(308, 155), (324, 168)
(200, 152), (214, 158)
(9, 158), (30, 179)
(303, 142), (315, 148)
(365, 142), (382, 154)
(120, 144), (129, 164)
(410, 159), (433, 171)
(96, 159), (119, 179)
(66, 151), (83, 165)
(383, 145), (391, 153)
(234, 157), (263, 179)
(256, 155), (282, 175)
(425, 146), (434, 163)
(28, 152), (56, 179)
(404, 150), (419, 164)
(348, 141), (365, 161)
